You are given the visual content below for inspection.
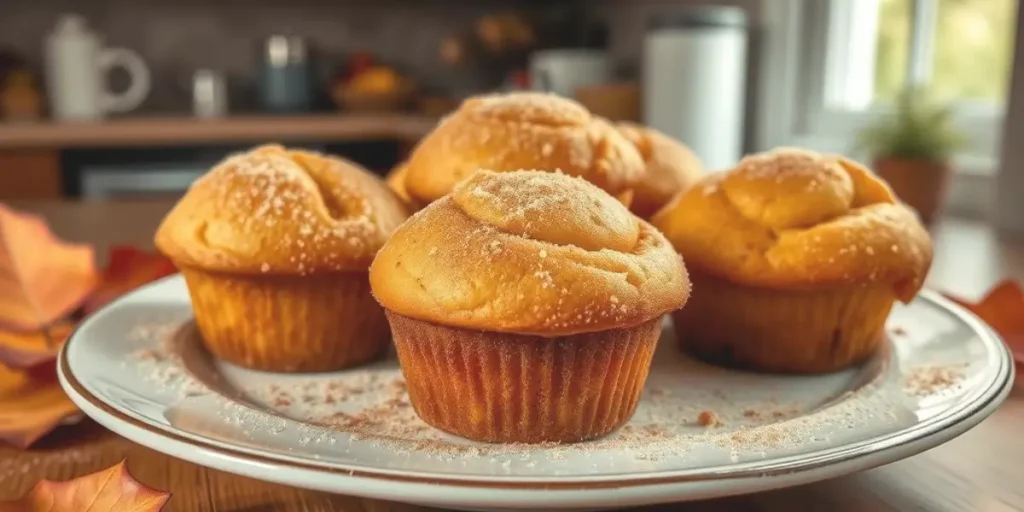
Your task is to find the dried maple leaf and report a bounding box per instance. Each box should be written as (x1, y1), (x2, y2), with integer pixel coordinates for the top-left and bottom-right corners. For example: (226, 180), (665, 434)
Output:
(82, 246), (177, 315)
(0, 322), (74, 369)
(0, 247), (176, 368)
(0, 460), (170, 511)
(0, 362), (79, 448)
(0, 205), (97, 332)
(945, 280), (1024, 365)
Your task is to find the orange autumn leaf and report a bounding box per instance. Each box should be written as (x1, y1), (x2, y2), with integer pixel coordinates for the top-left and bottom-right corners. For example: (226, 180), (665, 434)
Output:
(82, 246), (177, 315)
(0, 205), (97, 332)
(0, 247), (176, 368)
(0, 363), (79, 448)
(0, 322), (74, 369)
(0, 460), (170, 511)
(945, 280), (1024, 363)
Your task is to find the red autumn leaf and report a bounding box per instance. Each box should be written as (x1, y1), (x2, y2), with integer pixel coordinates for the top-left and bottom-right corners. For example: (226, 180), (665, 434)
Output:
(0, 322), (74, 369)
(944, 280), (1024, 364)
(81, 246), (177, 315)
(0, 204), (98, 332)
(0, 460), (170, 511)
(0, 362), (80, 448)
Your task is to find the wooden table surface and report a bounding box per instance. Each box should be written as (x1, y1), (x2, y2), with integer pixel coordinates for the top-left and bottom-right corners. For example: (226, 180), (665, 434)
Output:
(2, 199), (1024, 512)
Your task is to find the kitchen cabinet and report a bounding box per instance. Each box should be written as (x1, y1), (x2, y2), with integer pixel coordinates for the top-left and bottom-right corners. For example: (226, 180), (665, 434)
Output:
(0, 149), (62, 199)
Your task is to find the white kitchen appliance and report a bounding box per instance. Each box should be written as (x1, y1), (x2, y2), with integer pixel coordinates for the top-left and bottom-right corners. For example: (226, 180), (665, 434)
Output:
(643, 7), (749, 172)
(529, 49), (611, 99)
(44, 14), (151, 121)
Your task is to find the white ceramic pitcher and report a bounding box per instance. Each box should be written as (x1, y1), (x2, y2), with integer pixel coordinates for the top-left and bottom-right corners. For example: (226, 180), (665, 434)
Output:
(44, 14), (151, 121)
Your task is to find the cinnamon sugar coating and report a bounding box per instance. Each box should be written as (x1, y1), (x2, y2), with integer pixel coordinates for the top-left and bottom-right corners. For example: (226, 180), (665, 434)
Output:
(652, 148), (932, 301)
(155, 144), (409, 275)
(370, 170), (690, 336)
(402, 92), (645, 205)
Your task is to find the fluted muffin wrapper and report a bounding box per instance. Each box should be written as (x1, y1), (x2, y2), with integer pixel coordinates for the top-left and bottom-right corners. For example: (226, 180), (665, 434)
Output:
(674, 270), (895, 374)
(182, 268), (389, 372)
(386, 311), (661, 443)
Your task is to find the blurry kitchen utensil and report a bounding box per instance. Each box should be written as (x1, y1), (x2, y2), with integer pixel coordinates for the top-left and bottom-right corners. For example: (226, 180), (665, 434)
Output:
(529, 49), (610, 99)
(644, 7), (749, 171)
(191, 69), (227, 118)
(575, 82), (640, 122)
(258, 35), (312, 113)
(44, 14), (150, 121)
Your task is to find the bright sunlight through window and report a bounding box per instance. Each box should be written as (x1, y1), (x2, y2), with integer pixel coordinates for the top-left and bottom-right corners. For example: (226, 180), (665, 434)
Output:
(831, 0), (1017, 110)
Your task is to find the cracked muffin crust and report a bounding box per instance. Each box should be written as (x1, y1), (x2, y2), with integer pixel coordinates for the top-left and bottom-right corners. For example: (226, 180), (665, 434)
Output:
(371, 169), (689, 336)
(401, 92), (645, 207)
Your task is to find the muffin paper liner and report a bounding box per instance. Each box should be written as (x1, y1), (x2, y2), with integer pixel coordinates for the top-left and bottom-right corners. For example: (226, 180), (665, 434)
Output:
(386, 311), (661, 443)
(183, 268), (389, 372)
(674, 270), (895, 374)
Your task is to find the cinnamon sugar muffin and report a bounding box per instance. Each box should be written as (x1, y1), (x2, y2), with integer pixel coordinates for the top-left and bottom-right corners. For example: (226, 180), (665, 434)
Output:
(616, 122), (703, 219)
(155, 145), (409, 372)
(370, 170), (690, 443)
(402, 91), (645, 207)
(652, 148), (933, 373)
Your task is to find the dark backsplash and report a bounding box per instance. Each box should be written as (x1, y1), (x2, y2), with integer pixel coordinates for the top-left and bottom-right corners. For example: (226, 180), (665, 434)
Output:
(0, 0), (761, 114)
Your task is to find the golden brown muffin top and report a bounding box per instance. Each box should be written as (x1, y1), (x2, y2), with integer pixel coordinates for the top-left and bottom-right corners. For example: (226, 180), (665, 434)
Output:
(370, 170), (690, 336)
(384, 161), (423, 212)
(155, 144), (409, 275)
(617, 122), (703, 219)
(403, 91), (645, 206)
(652, 148), (933, 301)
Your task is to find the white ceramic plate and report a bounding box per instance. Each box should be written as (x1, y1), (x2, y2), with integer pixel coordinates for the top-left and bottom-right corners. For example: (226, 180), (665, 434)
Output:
(59, 275), (1013, 511)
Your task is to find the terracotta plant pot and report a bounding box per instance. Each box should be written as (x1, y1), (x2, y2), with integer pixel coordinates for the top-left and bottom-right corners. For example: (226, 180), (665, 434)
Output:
(873, 157), (951, 226)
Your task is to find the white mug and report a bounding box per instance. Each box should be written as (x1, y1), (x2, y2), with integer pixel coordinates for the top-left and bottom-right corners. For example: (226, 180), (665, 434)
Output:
(45, 15), (151, 121)
(529, 49), (611, 99)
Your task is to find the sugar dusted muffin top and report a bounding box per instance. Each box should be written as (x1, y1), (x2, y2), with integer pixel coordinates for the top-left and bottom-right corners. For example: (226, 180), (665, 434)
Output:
(652, 147), (933, 301)
(402, 91), (645, 206)
(155, 144), (408, 275)
(370, 169), (690, 336)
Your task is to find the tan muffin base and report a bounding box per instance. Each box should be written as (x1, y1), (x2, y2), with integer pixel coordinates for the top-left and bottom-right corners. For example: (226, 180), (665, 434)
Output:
(386, 311), (661, 443)
(674, 271), (895, 374)
(182, 268), (389, 373)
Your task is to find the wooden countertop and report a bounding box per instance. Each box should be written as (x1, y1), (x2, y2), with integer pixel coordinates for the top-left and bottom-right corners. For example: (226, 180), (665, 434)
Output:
(0, 114), (439, 149)
(2, 200), (1024, 511)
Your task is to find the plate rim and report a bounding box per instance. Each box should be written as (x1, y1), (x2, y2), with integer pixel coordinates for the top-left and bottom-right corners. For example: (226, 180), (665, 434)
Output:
(58, 275), (1016, 490)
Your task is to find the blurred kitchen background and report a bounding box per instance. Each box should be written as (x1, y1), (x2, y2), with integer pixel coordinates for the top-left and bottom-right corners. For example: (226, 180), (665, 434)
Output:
(0, 0), (1022, 234)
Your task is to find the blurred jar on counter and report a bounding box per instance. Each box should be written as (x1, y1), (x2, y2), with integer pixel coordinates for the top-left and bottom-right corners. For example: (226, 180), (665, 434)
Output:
(192, 68), (228, 118)
(258, 35), (312, 113)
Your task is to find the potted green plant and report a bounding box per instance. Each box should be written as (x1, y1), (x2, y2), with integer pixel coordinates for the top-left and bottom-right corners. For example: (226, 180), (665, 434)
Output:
(854, 86), (969, 225)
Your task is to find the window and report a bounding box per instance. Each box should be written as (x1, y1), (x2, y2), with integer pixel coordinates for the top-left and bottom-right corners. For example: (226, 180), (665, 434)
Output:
(758, 0), (1019, 173)
(828, 0), (1016, 109)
